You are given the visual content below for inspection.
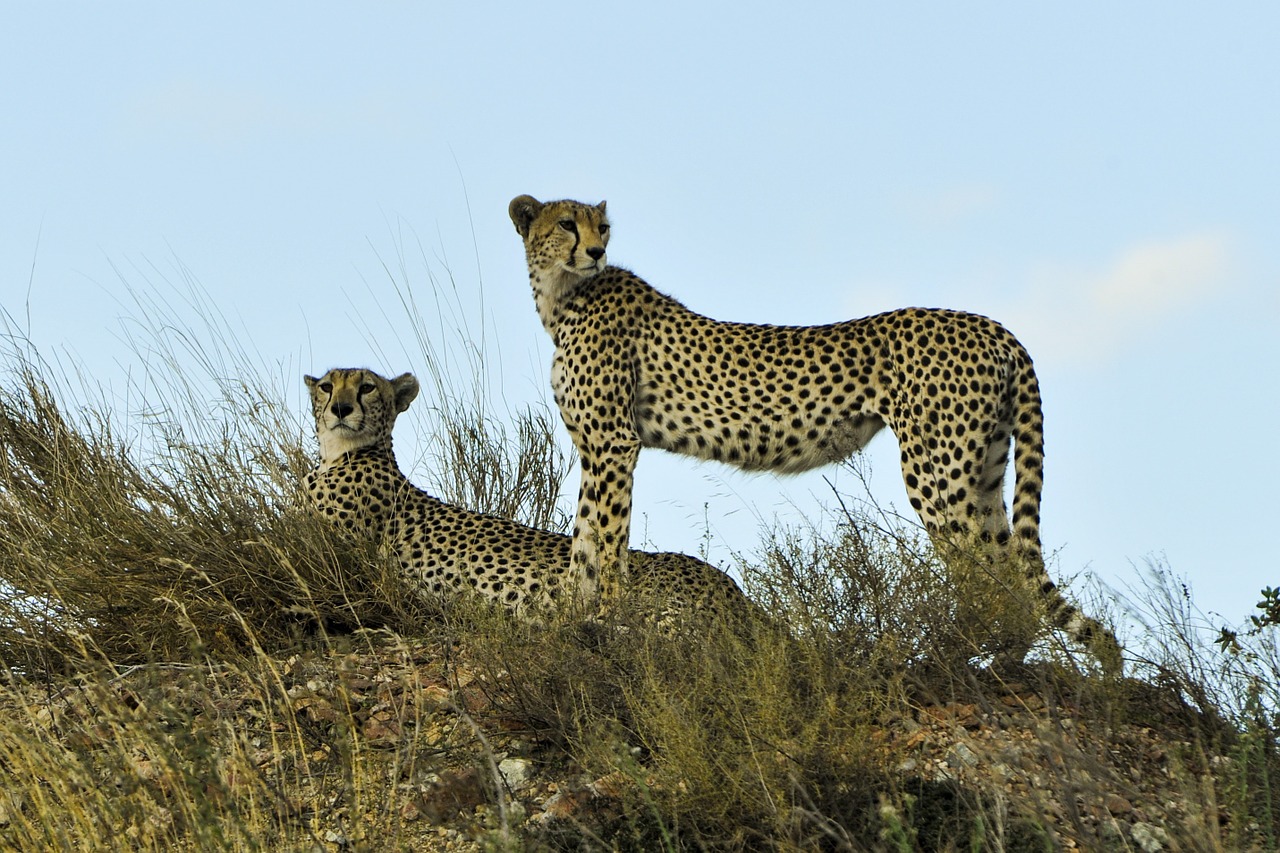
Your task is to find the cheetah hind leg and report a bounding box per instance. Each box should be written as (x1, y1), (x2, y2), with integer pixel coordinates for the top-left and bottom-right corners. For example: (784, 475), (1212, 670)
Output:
(896, 427), (1043, 667)
(901, 432), (1122, 673)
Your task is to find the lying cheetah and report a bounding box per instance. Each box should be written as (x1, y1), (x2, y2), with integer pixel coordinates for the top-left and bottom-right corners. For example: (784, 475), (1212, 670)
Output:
(304, 367), (756, 628)
(509, 194), (1121, 671)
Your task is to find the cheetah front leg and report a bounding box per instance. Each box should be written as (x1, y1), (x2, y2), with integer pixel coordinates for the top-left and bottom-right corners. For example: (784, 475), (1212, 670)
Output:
(569, 435), (641, 612)
(551, 346), (642, 613)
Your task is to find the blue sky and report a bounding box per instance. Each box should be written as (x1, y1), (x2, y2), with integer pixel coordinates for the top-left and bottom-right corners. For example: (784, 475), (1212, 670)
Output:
(3, 4), (1277, 628)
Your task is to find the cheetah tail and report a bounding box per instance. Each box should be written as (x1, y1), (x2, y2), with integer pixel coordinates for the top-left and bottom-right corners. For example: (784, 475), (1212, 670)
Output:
(1012, 358), (1122, 674)
(1009, 358), (1046, 574)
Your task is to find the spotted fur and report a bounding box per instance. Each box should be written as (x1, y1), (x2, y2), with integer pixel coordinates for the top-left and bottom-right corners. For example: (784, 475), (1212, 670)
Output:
(509, 194), (1121, 671)
(304, 367), (756, 627)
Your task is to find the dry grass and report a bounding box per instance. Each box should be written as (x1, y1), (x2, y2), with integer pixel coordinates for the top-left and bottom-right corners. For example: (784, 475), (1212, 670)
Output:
(0, 343), (421, 671)
(1, 270), (1278, 850)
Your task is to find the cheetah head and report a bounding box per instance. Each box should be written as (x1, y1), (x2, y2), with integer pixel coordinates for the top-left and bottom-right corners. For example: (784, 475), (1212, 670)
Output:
(304, 368), (419, 463)
(509, 195), (610, 285)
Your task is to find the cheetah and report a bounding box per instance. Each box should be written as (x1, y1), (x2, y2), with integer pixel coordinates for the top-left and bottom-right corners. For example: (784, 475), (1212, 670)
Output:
(509, 194), (1121, 671)
(304, 367), (757, 629)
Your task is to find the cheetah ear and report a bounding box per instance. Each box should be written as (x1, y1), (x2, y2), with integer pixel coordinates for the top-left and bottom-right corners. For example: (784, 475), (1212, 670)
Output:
(509, 195), (542, 238)
(304, 374), (320, 390)
(597, 200), (607, 214)
(390, 373), (420, 413)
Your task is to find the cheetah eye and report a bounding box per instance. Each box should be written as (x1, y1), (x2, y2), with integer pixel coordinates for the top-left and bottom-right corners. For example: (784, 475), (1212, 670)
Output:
(598, 223), (609, 235)
(319, 382), (333, 393)
(558, 219), (578, 233)
(358, 383), (376, 395)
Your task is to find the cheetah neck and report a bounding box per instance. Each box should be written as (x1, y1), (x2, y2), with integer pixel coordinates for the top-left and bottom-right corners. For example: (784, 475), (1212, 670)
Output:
(528, 266), (593, 334)
(308, 444), (410, 532)
(317, 436), (395, 471)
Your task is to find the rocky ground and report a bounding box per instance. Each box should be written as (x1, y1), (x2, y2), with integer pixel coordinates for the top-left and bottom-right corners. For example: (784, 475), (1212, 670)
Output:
(0, 631), (1256, 851)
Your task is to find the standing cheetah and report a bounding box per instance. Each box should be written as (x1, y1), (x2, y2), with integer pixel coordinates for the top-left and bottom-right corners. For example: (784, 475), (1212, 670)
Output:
(304, 367), (757, 628)
(509, 194), (1120, 670)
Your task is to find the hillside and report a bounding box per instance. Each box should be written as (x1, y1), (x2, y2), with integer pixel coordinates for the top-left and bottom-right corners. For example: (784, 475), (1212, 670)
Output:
(0, 621), (1267, 850)
(1, 331), (1278, 851)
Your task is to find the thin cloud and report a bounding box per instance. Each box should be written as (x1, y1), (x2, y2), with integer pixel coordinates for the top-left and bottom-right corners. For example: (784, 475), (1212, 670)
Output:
(118, 80), (404, 146)
(897, 183), (1000, 227)
(1088, 233), (1230, 315)
(1000, 231), (1234, 366)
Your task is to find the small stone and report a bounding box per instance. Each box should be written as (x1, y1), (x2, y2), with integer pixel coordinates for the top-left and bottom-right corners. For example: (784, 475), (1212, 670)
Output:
(147, 806), (174, 832)
(1131, 821), (1170, 852)
(1105, 794), (1133, 815)
(362, 714), (401, 743)
(590, 771), (629, 799)
(535, 790), (577, 822)
(921, 703), (979, 728)
(1100, 819), (1124, 841)
(419, 768), (486, 823)
(499, 757), (532, 791)
(947, 742), (979, 768)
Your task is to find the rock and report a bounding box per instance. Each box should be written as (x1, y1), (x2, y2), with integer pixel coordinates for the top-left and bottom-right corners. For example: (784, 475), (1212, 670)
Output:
(590, 771), (630, 799)
(947, 742), (979, 768)
(1131, 821), (1170, 852)
(499, 757), (532, 791)
(361, 712), (401, 743)
(921, 702), (980, 728)
(535, 790), (576, 823)
(1105, 794), (1133, 816)
(419, 768), (487, 823)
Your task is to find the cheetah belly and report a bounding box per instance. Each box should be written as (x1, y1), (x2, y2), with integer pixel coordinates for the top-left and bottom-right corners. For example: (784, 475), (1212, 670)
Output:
(633, 375), (887, 474)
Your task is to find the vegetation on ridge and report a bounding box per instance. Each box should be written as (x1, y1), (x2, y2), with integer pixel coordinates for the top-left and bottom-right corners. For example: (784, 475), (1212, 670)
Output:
(1, 281), (1278, 850)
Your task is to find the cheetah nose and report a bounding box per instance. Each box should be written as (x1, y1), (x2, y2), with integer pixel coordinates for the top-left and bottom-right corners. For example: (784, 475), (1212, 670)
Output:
(586, 246), (605, 261)
(331, 402), (354, 419)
